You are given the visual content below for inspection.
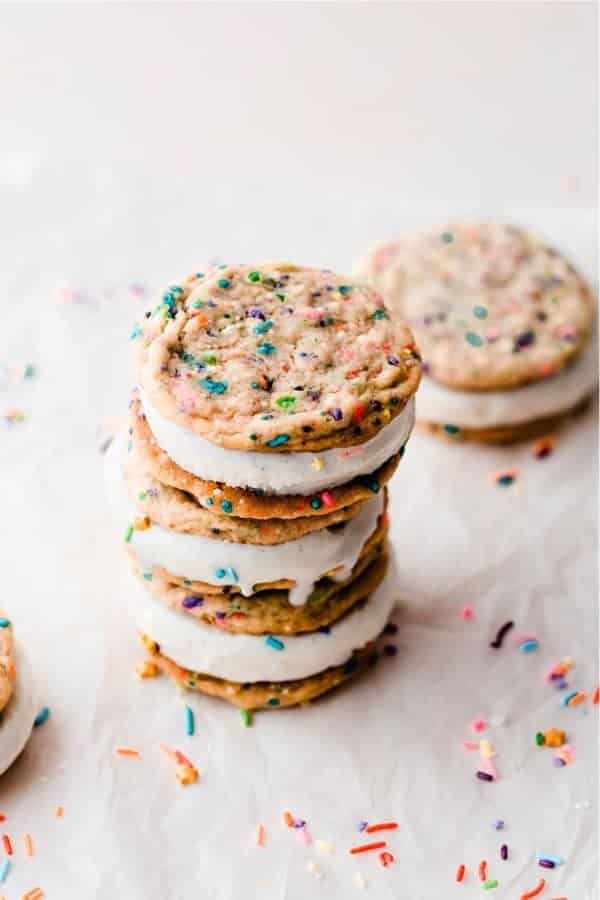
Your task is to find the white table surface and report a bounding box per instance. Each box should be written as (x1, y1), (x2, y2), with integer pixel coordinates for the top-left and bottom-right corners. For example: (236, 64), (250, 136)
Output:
(0, 4), (597, 899)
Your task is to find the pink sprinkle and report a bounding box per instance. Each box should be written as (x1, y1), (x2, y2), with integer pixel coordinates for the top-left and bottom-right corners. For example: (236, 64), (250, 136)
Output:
(297, 307), (325, 320)
(320, 491), (335, 508)
(461, 606), (474, 619)
(297, 826), (312, 846)
(482, 758), (499, 780)
(463, 740), (479, 751)
(471, 719), (487, 733)
(557, 323), (577, 339)
(486, 327), (501, 341)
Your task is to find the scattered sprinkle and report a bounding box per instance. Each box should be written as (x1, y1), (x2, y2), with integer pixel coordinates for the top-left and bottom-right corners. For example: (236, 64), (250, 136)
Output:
(478, 860), (487, 881)
(538, 859), (555, 869)
(54, 805), (64, 818)
(493, 820), (505, 830)
(500, 844), (508, 860)
(520, 878), (546, 899)
(443, 424), (460, 435)
(532, 435), (556, 459)
(461, 606), (474, 619)
(483, 880), (499, 890)
(184, 705), (195, 736)
(492, 469), (518, 487)
(23, 833), (34, 857)
(490, 621), (514, 649)
(283, 811), (294, 827)
(266, 434), (289, 448)
(199, 377), (228, 395)
(1, 835), (12, 856)
(473, 305), (488, 319)
(349, 841), (387, 855)
(476, 771), (494, 782)
(256, 823), (266, 847)
(136, 659), (159, 678)
(465, 332), (484, 347)
(0, 859), (9, 883)
(471, 719), (487, 733)
(0, 619), (11, 629)
(220, 499), (233, 514)
(240, 709), (253, 727)
(536, 855), (563, 866)
(592, 686), (599, 704)
(114, 747), (141, 758)
(456, 863), (466, 882)
(265, 636), (285, 651)
(379, 851), (394, 867)
(365, 822), (398, 834)
(520, 639), (539, 653)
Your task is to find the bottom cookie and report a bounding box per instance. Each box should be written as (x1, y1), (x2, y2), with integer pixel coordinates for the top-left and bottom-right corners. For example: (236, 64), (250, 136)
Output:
(139, 637), (380, 710)
(420, 396), (591, 445)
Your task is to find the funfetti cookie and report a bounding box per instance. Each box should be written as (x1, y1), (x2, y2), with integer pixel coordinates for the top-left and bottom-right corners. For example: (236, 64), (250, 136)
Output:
(0, 616), (38, 776)
(356, 223), (597, 443)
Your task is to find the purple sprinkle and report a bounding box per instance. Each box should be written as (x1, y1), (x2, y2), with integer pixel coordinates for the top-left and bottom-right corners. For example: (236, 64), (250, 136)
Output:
(539, 859), (555, 868)
(215, 611), (226, 621)
(549, 672), (562, 681)
(318, 625), (331, 634)
(493, 820), (505, 830)
(357, 820), (368, 832)
(555, 679), (568, 690)
(476, 770), (494, 782)
(500, 844), (508, 860)
(515, 330), (535, 349)
(182, 596), (204, 609)
(293, 819), (306, 829)
(331, 407), (343, 421)
(421, 361), (430, 374)
(249, 308), (265, 319)
(387, 355), (400, 366)
(553, 757), (567, 768)
(383, 645), (397, 657)
(383, 623), (398, 635)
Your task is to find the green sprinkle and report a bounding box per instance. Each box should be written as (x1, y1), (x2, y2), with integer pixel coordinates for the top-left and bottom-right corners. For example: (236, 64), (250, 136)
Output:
(441, 231), (454, 243)
(310, 498), (322, 509)
(372, 309), (388, 320)
(367, 479), (380, 494)
(192, 299), (205, 309)
(275, 395), (296, 409)
(339, 284), (352, 295)
(138, 491), (147, 501)
(217, 278), (231, 289)
(443, 424), (460, 435)
(0, 617), (11, 628)
(496, 473), (516, 487)
(253, 319), (273, 335)
(535, 731), (545, 746)
(257, 342), (276, 355)
(473, 305), (488, 319)
(482, 880), (498, 890)
(275, 292), (286, 302)
(143, 572), (153, 581)
(183, 579), (192, 586)
(124, 524), (134, 543)
(202, 353), (217, 364)
(465, 332), (484, 347)
(199, 377), (228, 394)
(34, 706), (50, 726)
(267, 697), (280, 706)
(130, 324), (142, 339)
(24, 363), (35, 378)
(249, 433), (258, 441)
(220, 499), (233, 514)
(240, 708), (253, 726)
(266, 434), (289, 448)
(196, 272), (205, 278)
(247, 271), (261, 283)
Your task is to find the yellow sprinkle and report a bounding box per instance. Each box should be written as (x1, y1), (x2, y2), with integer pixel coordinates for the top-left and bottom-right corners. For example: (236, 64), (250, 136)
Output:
(316, 839), (334, 854)
(176, 764), (199, 785)
(134, 515), (151, 531)
(479, 739), (495, 758)
(136, 659), (159, 679)
(311, 456), (324, 471)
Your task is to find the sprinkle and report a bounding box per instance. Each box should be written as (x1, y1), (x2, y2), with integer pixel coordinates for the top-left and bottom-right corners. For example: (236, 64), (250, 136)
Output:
(493, 469), (518, 487)
(1, 836), (12, 855)
(462, 606), (474, 619)
(473, 305), (488, 319)
(136, 659), (159, 678)
(310, 498), (322, 509)
(565, 691), (587, 706)
(493, 820), (505, 830)
(114, 747), (141, 758)
(515, 330), (536, 349)
(593, 686), (599, 704)
(0, 860), (9, 883)
(483, 880), (499, 890)
(471, 719), (487, 733)
(339, 285), (353, 295)
(266, 433), (289, 448)
(349, 841), (387, 855)
(283, 811), (294, 827)
(441, 231), (454, 243)
(520, 640), (539, 653)
(24, 834), (34, 857)
(383, 645), (397, 657)
(520, 878), (546, 899)
(240, 709), (253, 727)
(536, 855), (563, 866)
(182, 596), (204, 609)
(227, 567), (238, 581)
(490, 621), (514, 648)
(217, 278), (231, 289)
(532, 435), (556, 459)
(357, 820), (368, 832)
(320, 491), (335, 508)
(465, 332), (484, 347)
(500, 844), (508, 860)
(256, 823), (265, 846)
(561, 690), (579, 706)
(379, 851), (394, 867)
(480, 739), (495, 758)
(133, 515), (151, 531)
(220, 499), (233, 514)
(331, 407), (343, 421)
(265, 636), (284, 651)
(365, 822), (398, 833)
(124, 524), (134, 543)
(476, 771), (494, 782)
(275, 395), (296, 408)
(0, 619), (11, 629)
(456, 863), (466, 882)
(54, 805), (64, 818)
(372, 309), (388, 320)
(311, 457), (324, 471)
(257, 342), (276, 355)
(215, 568), (226, 579)
(23, 891), (44, 900)
(538, 729), (566, 747)
(297, 826), (312, 846)
(463, 740), (479, 750)
(387, 355), (400, 366)
(538, 860), (555, 869)
(478, 860), (487, 881)
(176, 764), (198, 785)
(184, 705), (195, 736)
(253, 320), (273, 335)
(443, 424), (460, 435)
(199, 377), (228, 395)
(130, 324), (142, 339)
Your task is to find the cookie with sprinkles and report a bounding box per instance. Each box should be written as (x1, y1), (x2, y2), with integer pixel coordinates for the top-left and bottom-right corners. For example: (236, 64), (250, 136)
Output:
(0, 614), (15, 714)
(356, 224), (597, 442)
(0, 616), (39, 776)
(134, 262), (421, 452)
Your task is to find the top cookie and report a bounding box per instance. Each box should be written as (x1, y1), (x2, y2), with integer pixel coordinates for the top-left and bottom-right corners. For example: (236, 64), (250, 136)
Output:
(0, 615), (15, 715)
(134, 262), (421, 451)
(356, 223), (595, 391)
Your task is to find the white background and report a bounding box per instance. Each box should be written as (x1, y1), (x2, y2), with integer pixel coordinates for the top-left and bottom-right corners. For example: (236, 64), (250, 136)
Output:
(0, 3), (597, 899)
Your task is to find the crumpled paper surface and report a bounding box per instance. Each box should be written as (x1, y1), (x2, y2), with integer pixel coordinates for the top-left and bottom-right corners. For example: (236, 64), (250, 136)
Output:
(0, 259), (596, 900)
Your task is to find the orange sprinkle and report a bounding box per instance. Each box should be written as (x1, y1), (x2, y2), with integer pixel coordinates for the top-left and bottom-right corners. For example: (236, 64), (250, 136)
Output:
(520, 878), (546, 899)
(456, 864), (466, 882)
(256, 824), (265, 847)
(568, 692), (587, 706)
(2, 834), (12, 855)
(23, 833), (34, 857)
(478, 859), (487, 881)
(592, 686), (599, 704)
(0, 816), (5, 823)
(531, 435), (556, 459)
(54, 805), (64, 818)
(283, 811), (294, 827)
(114, 747), (141, 758)
(22, 891), (44, 900)
(365, 822), (398, 834)
(349, 840), (387, 855)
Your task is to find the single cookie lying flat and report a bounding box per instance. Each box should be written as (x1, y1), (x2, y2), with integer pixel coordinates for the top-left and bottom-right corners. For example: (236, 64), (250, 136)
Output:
(133, 262), (421, 451)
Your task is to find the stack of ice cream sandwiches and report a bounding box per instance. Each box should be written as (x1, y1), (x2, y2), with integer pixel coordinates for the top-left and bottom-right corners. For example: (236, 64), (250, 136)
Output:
(106, 262), (421, 710)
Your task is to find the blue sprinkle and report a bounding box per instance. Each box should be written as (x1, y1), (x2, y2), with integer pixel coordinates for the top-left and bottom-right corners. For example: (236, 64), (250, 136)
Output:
(215, 568), (227, 579)
(443, 424), (460, 435)
(387, 355), (400, 366)
(372, 309), (388, 320)
(257, 342), (276, 355)
(227, 567), (238, 581)
(130, 324), (142, 339)
(493, 820), (505, 830)
(331, 407), (343, 421)
(473, 305), (488, 319)
(253, 319), (273, 335)
(0, 618), (10, 628)
(465, 332), (484, 347)
(184, 705), (195, 736)
(34, 706), (50, 727)
(0, 858), (10, 883)
(182, 596), (204, 609)
(217, 278), (231, 289)
(265, 636), (285, 651)
(220, 499), (233, 513)
(520, 639), (539, 653)
(199, 377), (228, 394)
(266, 434), (289, 448)
(561, 691), (578, 706)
